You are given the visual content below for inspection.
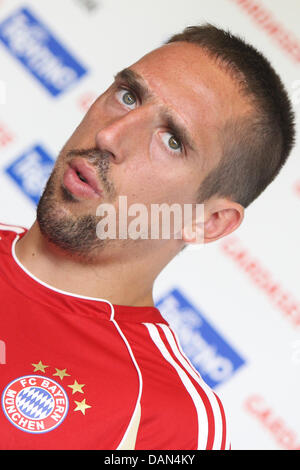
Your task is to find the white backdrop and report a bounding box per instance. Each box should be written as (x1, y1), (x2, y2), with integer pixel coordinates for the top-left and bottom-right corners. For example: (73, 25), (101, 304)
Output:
(0, 0), (299, 450)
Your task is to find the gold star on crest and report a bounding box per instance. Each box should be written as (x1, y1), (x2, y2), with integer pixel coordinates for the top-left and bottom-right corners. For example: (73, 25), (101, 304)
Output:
(32, 361), (49, 373)
(74, 399), (91, 415)
(68, 380), (85, 395)
(53, 368), (71, 381)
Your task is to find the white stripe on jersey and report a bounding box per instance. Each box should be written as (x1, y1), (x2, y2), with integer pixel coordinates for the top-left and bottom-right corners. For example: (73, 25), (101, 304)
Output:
(112, 319), (143, 450)
(0, 223), (25, 234)
(165, 325), (230, 450)
(158, 323), (225, 450)
(143, 322), (209, 450)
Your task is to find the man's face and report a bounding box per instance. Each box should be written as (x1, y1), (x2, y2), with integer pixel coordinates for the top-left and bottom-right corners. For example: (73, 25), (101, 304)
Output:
(37, 42), (247, 261)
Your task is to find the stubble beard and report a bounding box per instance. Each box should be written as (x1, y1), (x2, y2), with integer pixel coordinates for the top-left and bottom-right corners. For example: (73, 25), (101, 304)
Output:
(36, 148), (118, 264)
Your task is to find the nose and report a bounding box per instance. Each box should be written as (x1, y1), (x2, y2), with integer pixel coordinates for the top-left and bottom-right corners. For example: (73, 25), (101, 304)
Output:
(95, 106), (152, 164)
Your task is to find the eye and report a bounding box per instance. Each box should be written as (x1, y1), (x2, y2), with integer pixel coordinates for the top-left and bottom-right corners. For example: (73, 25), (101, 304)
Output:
(161, 132), (183, 154)
(116, 88), (137, 110)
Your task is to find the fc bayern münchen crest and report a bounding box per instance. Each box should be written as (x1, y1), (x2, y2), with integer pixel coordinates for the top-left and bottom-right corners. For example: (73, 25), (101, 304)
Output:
(1, 375), (69, 433)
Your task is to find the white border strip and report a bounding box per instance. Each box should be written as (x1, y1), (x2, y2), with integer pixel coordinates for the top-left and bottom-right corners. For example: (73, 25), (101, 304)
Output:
(158, 323), (224, 450)
(112, 319), (143, 450)
(143, 322), (208, 450)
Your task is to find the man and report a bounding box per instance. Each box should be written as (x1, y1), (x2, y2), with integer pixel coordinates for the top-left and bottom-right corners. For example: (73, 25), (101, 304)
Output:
(0, 24), (295, 450)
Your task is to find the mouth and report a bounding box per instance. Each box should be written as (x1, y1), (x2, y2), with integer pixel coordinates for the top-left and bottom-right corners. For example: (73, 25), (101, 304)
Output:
(63, 157), (103, 199)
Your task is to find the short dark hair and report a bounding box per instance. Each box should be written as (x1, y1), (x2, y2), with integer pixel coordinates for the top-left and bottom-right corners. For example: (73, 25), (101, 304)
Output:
(166, 24), (296, 208)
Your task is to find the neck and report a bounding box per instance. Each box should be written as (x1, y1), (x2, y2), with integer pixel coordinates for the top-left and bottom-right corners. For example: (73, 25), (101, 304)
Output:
(14, 220), (174, 307)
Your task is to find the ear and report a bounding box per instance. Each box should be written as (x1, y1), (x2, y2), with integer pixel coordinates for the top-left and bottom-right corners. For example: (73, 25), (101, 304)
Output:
(182, 197), (244, 245)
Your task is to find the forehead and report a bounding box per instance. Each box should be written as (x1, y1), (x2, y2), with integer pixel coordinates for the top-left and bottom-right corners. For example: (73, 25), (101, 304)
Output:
(129, 42), (251, 169)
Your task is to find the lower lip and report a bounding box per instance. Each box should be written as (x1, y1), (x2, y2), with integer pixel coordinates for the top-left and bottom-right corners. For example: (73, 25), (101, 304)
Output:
(63, 166), (101, 199)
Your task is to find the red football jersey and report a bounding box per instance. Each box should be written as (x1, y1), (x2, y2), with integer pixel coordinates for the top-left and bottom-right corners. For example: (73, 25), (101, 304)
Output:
(0, 222), (230, 450)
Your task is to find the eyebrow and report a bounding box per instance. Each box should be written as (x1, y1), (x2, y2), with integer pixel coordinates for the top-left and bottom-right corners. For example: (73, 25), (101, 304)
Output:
(113, 67), (197, 153)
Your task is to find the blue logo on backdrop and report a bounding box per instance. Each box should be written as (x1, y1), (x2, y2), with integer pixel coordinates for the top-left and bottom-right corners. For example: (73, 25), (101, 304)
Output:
(156, 288), (245, 389)
(0, 7), (87, 96)
(5, 144), (55, 205)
